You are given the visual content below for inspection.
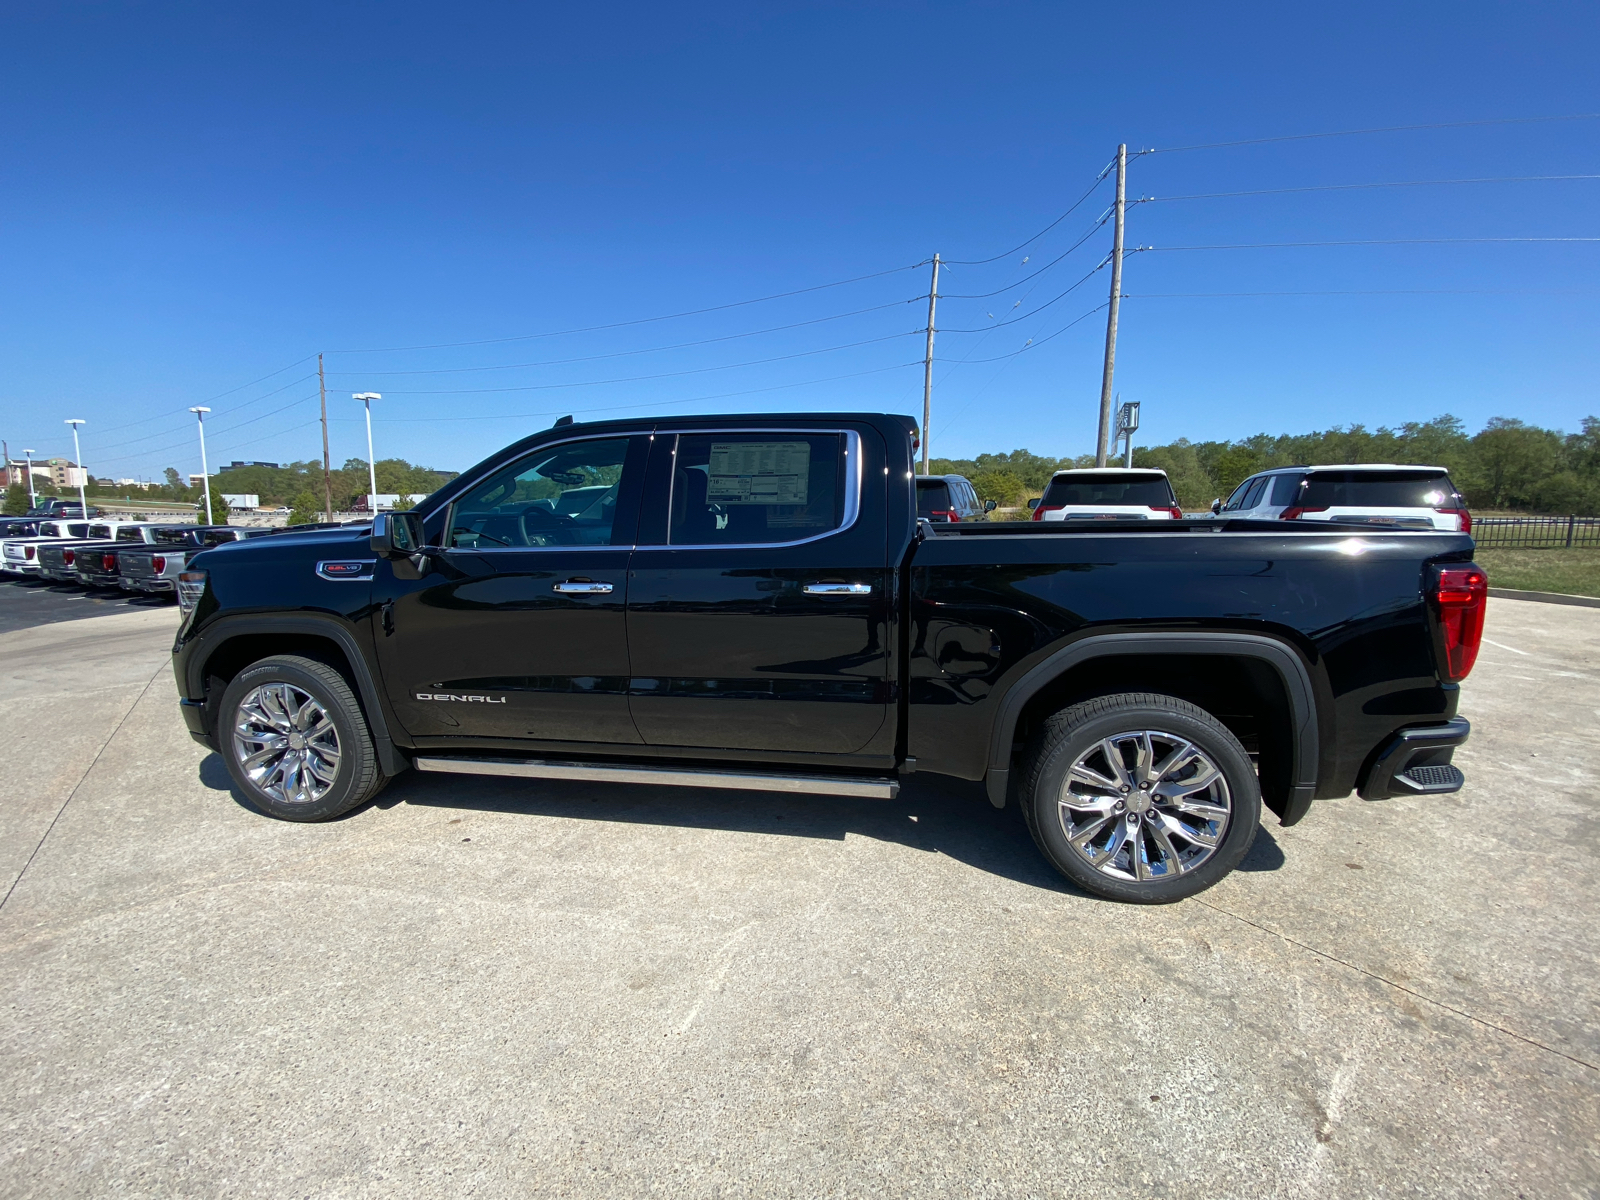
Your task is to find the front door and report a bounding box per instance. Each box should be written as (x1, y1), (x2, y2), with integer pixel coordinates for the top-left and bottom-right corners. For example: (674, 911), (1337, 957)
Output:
(625, 427), (894, 759)
(374, 434), (648, 745)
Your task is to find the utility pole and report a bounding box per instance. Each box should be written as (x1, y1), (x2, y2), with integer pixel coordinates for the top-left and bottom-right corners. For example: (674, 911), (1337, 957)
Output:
(65, 419), (88, 519)
(920, 254), (941, 475)
(354, 393), (381, 510)
(23, 449), (38, 507)
(318, 353), (334, 521)
(1096, 144), (1127, 467)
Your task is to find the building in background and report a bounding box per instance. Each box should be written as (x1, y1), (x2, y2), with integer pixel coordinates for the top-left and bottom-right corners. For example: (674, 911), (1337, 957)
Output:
(5, 457), (77, 488)
(218, 460), (282, 473)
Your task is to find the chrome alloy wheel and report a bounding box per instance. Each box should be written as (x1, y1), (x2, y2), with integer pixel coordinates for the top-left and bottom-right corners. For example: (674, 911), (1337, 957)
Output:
(1059, 730), (1232, 883)
(232, 683), (342, 806)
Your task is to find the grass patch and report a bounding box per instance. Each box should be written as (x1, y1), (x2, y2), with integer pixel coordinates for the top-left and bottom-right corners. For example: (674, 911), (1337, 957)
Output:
(1473, 548), (1600, 598)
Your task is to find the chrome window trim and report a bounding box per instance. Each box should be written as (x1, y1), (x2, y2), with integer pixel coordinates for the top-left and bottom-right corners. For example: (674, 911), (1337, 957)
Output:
(441, 432), (642, 555)
(652, 427), (861, 552)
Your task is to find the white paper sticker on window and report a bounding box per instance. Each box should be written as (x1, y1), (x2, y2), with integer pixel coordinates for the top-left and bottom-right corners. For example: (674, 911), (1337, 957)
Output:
(707, 441), (810, 505)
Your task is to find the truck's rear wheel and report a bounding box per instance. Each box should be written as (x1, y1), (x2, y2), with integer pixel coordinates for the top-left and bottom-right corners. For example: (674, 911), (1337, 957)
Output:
(1018, 692), (1260, 903)
(219, 655), (388, 822)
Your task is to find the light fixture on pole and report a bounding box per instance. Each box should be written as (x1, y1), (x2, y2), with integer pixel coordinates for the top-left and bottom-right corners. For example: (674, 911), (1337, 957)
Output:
(189, 407), (213, 525)
(22, 449), (37, 508)
(64, 420), (88, 518)
(353, 393), (381, 510)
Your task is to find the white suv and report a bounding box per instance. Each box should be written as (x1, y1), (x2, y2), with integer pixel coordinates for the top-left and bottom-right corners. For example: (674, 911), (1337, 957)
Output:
(1030, 468), (1183, 521)
(1211, 465), (1471, 532)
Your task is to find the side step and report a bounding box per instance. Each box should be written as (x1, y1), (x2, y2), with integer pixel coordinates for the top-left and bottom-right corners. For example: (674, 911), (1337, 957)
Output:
(413, 756), (900, 800)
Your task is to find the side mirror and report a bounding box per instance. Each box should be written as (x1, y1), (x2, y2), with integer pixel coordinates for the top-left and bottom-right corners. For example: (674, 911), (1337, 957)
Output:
(370, 510), (423, 558)
(984, 499), (997, 512)
(1027, 498), (1040, 511)
(1210, 499), (1222, 515)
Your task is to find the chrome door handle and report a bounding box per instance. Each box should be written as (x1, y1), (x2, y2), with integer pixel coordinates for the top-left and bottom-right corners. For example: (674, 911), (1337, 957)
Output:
(553, 580), (615, 595)
(802, 582), (873, 596)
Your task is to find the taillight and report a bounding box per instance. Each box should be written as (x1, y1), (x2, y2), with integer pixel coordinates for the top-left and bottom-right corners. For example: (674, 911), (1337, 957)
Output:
(103, 553), (117, 571)
(1433, 565), (1488, 682)
(63, 550), (75, 566)
(1436, 507), (1472, 533)
(25, 545), (35, 559)
(1031, 505), (1062, 521)
(153, 556), (166, 573)
(924, 510), (959, 522)
(1280, 506), (1330, 520)
(1151, 506), (1184, 519)
(177, 569), (208, 613)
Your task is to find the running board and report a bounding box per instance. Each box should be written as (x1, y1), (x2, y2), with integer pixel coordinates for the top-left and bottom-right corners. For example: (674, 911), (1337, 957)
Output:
(412, 755), (900, 800)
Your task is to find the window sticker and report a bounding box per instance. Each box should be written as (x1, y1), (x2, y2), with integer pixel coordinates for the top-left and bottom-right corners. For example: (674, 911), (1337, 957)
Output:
(706, 441), (810, 506)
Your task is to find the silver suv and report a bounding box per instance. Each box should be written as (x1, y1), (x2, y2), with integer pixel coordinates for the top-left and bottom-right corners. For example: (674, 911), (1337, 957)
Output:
(1212, 465), (1471, 532)
(916, 474), (993, 522)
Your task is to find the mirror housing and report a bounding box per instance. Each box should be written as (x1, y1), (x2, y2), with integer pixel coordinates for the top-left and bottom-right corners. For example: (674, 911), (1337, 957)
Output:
(1027, 498), (1041, 511)
(984, 499), (997, 512)
(370, 510), (423, 558)
(1210, 499), (1222, 515)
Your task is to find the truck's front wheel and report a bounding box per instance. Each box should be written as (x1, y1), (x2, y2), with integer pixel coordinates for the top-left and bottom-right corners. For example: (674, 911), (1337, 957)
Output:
(1018, 692), (1260, 903)
(219, 655), (388, 822)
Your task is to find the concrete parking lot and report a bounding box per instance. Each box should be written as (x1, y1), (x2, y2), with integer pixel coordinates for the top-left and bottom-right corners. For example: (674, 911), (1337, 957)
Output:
(0, 591), (1595, 1198)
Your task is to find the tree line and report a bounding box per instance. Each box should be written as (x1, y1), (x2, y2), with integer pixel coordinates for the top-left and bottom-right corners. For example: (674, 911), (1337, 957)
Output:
(929, 415), (1600, 515)
(4, 456), (456, 520)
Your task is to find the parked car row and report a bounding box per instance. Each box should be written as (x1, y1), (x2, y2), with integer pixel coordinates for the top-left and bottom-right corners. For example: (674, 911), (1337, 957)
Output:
(0, 518), (275, 604)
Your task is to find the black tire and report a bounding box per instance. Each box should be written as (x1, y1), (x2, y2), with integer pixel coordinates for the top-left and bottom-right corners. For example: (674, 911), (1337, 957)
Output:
(219, 655), (388, 822)
(1018, 692), (1261, 904)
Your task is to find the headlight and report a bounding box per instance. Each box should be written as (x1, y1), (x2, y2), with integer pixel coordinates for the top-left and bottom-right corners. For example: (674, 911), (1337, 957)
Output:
(177, 569), (208, 614)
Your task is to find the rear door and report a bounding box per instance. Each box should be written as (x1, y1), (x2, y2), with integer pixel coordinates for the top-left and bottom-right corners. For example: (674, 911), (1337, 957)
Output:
(625, 425), (895, 759)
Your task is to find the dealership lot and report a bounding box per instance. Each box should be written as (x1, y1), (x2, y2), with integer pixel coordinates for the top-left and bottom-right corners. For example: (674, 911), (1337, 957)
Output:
(0, 593), (1595, 1197)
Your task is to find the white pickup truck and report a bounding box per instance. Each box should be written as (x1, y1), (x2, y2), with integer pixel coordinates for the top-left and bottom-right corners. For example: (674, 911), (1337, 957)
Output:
(0, 520), (95, 576)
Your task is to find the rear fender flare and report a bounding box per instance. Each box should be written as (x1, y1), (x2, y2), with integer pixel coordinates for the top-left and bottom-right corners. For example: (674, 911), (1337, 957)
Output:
(984, 632), (1319, 823)
(182, 614), (409, 775)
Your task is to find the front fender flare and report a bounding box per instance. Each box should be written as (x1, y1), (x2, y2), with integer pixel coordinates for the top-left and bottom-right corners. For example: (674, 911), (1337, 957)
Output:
(178, 612), (409, 776)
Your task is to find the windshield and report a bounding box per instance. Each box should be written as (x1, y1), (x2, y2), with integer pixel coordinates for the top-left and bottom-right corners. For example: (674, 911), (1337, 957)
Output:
(1300, 470), (1460, 508)
(1041, 473), (1174, 507)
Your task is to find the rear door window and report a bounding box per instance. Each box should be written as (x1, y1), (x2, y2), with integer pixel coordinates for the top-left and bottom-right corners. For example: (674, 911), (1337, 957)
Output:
(670, 432), (846, 545)
(1042, 473), (1174, 507)
(1301, 470), (1459, 508)
(1269, 474), (1306, 506)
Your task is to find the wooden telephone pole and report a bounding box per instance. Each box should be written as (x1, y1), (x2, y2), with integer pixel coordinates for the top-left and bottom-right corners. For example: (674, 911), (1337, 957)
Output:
(1095, 145), (1127, 467)
(318, 354), (333, 521)
(919, 254), (941, 475)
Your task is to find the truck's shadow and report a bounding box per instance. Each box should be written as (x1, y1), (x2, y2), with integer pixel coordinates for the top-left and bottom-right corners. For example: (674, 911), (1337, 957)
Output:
(200, 754), (1286, 895)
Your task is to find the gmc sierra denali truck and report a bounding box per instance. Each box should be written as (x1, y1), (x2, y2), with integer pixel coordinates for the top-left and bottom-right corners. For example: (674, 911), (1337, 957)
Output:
(172, 412), (1485, 903)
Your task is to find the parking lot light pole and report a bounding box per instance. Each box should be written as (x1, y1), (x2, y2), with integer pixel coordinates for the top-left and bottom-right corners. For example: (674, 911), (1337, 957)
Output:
(354, 393), (381, 510)
(64, 420), (88, 519)
(189, 407), (213, 526)
(22, 449), (37, 507)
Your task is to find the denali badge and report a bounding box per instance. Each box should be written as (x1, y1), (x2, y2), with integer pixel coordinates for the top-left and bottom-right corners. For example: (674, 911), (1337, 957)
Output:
(416, 693), (508, 704)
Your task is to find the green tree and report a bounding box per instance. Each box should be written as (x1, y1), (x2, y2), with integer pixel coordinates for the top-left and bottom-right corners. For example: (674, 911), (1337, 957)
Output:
(287, 491), (322, 526)
(1134, 440), (1219, 511)
(971, 469), (1026, 508)
(4, 484), (29, 515)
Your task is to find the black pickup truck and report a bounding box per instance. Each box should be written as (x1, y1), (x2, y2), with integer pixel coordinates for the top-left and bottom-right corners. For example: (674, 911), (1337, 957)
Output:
(172, 412), (1486, 902)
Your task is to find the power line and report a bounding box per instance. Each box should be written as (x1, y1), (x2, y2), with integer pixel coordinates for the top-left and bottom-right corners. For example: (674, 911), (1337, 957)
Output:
(940, 214), (1109, 298)
(940, 261), (1106, 333)
(1147, 237), (1600, 251)
(948, 301), (1110, 364)
(1127, 288), (1599, 297)
(81, 357), (318, 438)
(329, 262), (930, 354)
(88, 394), (321, 467)
(1140, 175), (1600, 203)
(323, 300), (919, 376)
(364, 332), (921, 395)
(325, 361), (924, 423)
(1142, 112), (1600, 154)
(943, 161), (1114, 266)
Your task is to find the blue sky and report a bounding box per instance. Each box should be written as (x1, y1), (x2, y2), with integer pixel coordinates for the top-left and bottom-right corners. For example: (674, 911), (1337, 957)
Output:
(2, 1), (1596, 479)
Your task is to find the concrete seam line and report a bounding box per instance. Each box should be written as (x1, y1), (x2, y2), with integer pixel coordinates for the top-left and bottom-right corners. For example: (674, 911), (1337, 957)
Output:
(0, 661), (167, 916)
(1194, 898), (1599, 1074)
(1487, 587), (1600, 608)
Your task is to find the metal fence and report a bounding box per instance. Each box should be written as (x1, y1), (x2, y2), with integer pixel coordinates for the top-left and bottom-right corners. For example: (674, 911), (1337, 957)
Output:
(1473, 516), (1600, 549)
